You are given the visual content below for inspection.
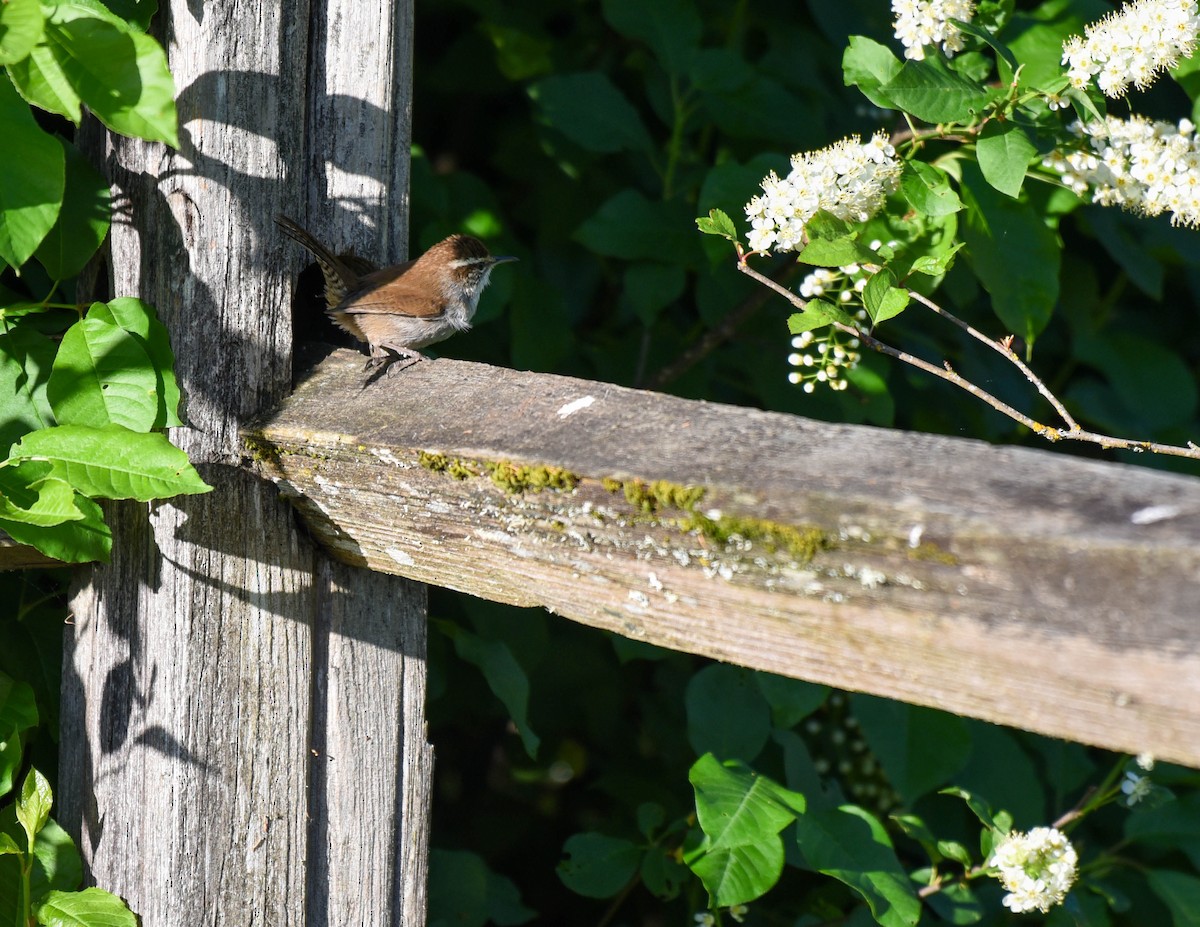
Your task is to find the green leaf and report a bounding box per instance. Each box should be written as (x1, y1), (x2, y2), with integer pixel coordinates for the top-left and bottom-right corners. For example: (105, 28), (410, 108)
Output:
(695, 208), (738, 242)
(0, 492), (111, 562)
(480, 22), (553, 82)
(685, 665), (771, 762)
(788, 299), (855, 334)
(602, 0), (699, 73)
(842, 36), (902, 110)
(640, 845), (688, 900)
(1004, 5), (1093, 91)
(975, 122), (1036, 198)
(881, 57), (992, 123)
(910, 242), (964, 277)
(940, 786), (1009, 834)
(440, 620), (539, 758)
(1081, 209), (1162, 299)
(530, 72), (651, 154)
(21, 817), (82, 900)
(924, 879), (984, 925)
(755, 674), (828, 729)
(691, 49), (816, 143)
(35, 0), (178, 145)
(794, 805), (921, 927)
(16, 766), (51, 847)
(1064, 85), (1104, 126)
(86, 298), (182, 427)
(0, 726), (21, 799)
(48, 317), (159, 431)
(9, 424), (211, 500)
(937, 840), (974, 868)
(686, 754), (805, 907)
(798, 237), (877, 268)
(557, 833), (641, 898)
(623, 261), (685, 327)
(0, 74), (64, 267)
(575, 189), (698, 265)
(849, 695), (970, 803)
(955, 721), (1046, 826)
(901, 161), (964, 218)
(36, 887), (136, 927)
(863, 271), (910, 326)
(1146, 869), (1200, 927)
(0, 464), (83, 527)
(1073, 331), (1198, 430)
(0, 0), (44, 66)
(35, 138), (109, 280)
(953, 18), (1017, 72)
(804, 210), (855, 241)
(6, 44), (82, 120)
(0, 322), (57, 454)
(960, 162), (1059, 344)
(0, 832), (19, 855)
(429, 849), (534, 927)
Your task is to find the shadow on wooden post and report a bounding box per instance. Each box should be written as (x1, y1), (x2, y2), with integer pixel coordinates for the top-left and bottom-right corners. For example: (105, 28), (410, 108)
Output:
(55, 0), (431, 923)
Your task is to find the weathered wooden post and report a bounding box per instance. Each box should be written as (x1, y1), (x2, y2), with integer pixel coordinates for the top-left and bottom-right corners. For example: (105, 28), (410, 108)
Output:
(57, 0), (431, 923)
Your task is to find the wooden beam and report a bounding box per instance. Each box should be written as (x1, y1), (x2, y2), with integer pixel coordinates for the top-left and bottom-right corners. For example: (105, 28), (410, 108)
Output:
(0, 533), (61, 570)
(246, 350), (1200, 767)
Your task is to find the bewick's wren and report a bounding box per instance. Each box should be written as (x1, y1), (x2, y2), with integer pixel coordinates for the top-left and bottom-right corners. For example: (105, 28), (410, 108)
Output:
(276, 215), (516, 378)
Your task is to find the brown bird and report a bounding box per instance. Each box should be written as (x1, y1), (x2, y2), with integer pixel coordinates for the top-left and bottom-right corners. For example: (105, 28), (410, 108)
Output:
(276, 215), (516, 378)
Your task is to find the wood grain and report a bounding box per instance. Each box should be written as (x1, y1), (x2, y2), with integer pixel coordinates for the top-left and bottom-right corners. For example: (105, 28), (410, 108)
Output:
(57, 1), (429, 925)
(248, 351), (1200, 767)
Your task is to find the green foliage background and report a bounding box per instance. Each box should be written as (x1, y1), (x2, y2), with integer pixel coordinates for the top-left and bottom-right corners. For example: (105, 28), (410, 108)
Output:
(399, 2), (1200, 925)
(2, 0), (1199, 925)
(409, 0), (1200, 460)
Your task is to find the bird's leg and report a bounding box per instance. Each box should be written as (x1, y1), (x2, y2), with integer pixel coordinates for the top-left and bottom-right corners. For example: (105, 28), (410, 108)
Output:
(362, 343), (428, 385)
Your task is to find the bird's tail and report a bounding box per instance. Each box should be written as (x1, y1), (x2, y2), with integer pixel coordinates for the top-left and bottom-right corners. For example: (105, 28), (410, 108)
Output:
(275, 214), (358, 309)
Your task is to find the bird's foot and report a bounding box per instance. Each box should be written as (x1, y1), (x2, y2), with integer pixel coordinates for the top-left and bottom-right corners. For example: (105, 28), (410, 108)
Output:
(362, 345), (427, 386)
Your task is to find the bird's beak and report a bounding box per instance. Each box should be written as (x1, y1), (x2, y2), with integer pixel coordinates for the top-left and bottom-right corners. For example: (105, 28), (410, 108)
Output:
(491, 255), (519, 265)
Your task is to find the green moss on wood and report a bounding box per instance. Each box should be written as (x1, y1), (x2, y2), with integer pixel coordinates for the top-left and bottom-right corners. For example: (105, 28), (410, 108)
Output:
(418, 451), (478, 481)
(908, 541), (959, 566)
(683, 511), (828, 563)
(602, 477), (706, 513)
(601, 476), (826, 564)
(485, 461), (580, 493)
(416, 456), (828, 564)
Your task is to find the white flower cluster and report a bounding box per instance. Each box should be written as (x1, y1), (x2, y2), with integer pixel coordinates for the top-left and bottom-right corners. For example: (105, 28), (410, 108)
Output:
(989, 827), (1079, 914)
(1062, 0), (1200, 97)
(788, 330), (861, 393)
(892, 0), (978, 61)
(1043, 115), (1200, 227)
(745, 134), (901, 253)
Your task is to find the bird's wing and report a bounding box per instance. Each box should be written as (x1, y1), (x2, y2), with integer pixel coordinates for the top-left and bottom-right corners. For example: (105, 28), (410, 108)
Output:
(340, 263), (447, 319)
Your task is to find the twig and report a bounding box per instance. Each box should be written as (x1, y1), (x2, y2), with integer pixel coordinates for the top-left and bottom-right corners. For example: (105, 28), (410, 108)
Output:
(904, 288), (1080, 431)
(736, 258), (1200, 461)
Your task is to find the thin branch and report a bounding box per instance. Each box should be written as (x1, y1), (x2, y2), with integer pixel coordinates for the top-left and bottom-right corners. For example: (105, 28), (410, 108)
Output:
(736, 258), (1200, 462)
(735, 260), (1055, 435)
(905, 288), (1080, 430)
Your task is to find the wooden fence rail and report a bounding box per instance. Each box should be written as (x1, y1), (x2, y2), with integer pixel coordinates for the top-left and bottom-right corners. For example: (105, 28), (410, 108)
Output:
(238, 349), (1200, 767)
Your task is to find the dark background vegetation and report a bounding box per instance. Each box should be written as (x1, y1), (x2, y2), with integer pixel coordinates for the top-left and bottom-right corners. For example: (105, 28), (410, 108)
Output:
(398, 1), (1200, 924)
(3, 1), (1199, 925)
